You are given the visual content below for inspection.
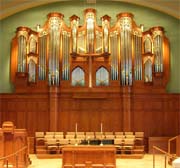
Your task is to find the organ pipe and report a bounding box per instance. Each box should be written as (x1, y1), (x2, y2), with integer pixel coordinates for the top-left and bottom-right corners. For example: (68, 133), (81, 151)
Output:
(119, 13), (133, 85)
(48, 13), (63, 86)
(102, 15), (111, 53)
(62, 31), (70, 80)
(39, 35), (47, 80)
(16, 27), (29, 73)
(110, 31), (118, 80)
(133, 32), (142, 80)
(86, 11), (95, 53)
(11, 9), (169, 88)
(70, 15), (79, 53)
(151, 27), (164, 73)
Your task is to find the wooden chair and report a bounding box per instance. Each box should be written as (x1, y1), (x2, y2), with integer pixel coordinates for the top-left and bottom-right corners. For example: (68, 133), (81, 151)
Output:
(122, 138), (135, 154)
(86, 132), (95, 139)
(46, 138), (58, 154)
(35, 132), (45, 146)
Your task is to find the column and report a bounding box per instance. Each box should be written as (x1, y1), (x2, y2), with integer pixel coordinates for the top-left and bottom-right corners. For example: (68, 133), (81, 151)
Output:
(89, 56), (92, 88)
(49, 87), (58, 131)
(122, 87), (132, 131)
(177, 135), (180, 157)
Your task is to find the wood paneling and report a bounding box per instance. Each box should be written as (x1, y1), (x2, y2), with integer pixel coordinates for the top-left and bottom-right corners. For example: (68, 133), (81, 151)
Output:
(0, 90), (179, 138)
(148, 137), (172, 154)
(177, 136), (180, 156)
(0, 94), (49, 136)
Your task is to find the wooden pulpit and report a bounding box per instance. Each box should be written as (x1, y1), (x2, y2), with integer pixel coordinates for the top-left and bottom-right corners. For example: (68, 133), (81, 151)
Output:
(0, 121), (29, 168)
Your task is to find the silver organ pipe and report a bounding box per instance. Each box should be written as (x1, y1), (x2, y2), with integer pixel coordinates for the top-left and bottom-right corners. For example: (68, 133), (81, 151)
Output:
(103, 25), (109, 52)
(96, 31), (102, 53)
(62, 32), (65, 80)
(139, 36), (142, 80)
(120, 30), (125, 85)
(110, 32), (118, 80)
(62, 31), (70, 80)
(22, 36), (27, 72)
(144, 37), (152, 53)
(17, 34), (27, 72)
(17, 36), (22, 72)
(67, 33), (70, 79)
(29, 38), (37, 53)
(18, 35), (26, 72)
(110, 33), (113, 80)
(119, 14), (133, 86)
(160, 36), (163, 72)
(154, 35), (163, 72)
(39, 35), (47, 80)
(72, 25), (77, 53)
(48, 14), (62, 86)
(78, 31), (85, 53)
(152, 27), (164, 73)
(28, 59), (36, 82)
(134, 32), (142, 80)
(71, 17), (79, 53)
(56, 30), (60, 85)
(86, 12), (94, 53)
(102, 15), (110, 53)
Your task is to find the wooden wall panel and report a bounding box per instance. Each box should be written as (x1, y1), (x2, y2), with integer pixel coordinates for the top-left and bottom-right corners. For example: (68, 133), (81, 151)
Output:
(57, 96), (123, 132)
(131, 94), (180, 137)
(0, 94), (49, 136)
(0, 92), (179, 137)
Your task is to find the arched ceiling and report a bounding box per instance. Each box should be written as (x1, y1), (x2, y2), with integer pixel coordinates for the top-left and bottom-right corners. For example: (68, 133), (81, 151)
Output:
(0, 0), (179, 20)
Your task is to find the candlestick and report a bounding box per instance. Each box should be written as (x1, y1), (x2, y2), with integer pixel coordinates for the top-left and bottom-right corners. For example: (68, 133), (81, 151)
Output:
(101, 123), (103, 134)
(75, 123), (77, 134)
(100, 122), (103, 146)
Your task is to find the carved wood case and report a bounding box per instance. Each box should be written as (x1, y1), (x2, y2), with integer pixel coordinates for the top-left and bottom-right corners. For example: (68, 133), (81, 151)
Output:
(10, 8), (170, 92)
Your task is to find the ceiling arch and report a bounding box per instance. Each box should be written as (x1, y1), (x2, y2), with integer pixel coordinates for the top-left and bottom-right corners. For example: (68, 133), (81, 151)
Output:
(0, 0), (179, 20)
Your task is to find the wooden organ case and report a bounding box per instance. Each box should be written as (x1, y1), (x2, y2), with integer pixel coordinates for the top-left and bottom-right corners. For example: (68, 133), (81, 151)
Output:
(9, 8), (173, 134)
(10, 8), (170, 92)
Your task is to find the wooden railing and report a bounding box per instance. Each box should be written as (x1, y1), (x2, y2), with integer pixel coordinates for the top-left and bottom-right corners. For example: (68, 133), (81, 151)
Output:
(168, 136), (178, 155)
(153, 146), (173, 168)
(0, 146), (29, 168)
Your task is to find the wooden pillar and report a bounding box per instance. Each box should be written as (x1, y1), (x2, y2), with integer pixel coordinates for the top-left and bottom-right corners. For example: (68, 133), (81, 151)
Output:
(122, 87), (132, 131)
(176, 135), (180, 157)
(49, 87), (58, 131)
(89, 56), (92, 88)
(0, 129), (3, 157)
(0, 99), (2, 126)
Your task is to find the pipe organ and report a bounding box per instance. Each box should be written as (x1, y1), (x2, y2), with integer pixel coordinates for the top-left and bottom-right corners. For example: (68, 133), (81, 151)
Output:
(10, 8), (170, 91)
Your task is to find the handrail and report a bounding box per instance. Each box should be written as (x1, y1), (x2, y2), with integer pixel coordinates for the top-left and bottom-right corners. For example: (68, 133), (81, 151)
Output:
(168, 136), (178, 154)
(169, 136), (178, 142)
(0, 146), (27, 160)
(153, 146), (172, 157)
(0, 146), (28, 168)
(153, 145), (173, 168)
